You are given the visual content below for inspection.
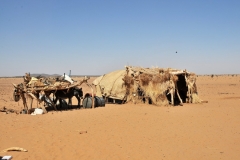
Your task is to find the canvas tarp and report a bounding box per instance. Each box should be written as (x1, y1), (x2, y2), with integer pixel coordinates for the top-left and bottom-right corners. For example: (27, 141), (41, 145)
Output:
(93, 70), (126, 100)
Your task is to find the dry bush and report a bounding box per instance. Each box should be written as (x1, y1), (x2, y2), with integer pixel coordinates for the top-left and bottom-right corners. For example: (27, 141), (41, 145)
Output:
(151, 71), (171, 84)
(139, 73), (153, 86)
(192, 93), (202, 103)
(122, 75), (134, 87)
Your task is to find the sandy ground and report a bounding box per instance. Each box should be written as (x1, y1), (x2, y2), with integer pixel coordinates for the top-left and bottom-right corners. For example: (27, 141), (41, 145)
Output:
(0, 75), (240, 160)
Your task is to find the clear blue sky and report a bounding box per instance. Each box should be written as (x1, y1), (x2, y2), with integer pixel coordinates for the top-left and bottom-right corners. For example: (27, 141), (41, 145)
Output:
(1, 0), (239, 76)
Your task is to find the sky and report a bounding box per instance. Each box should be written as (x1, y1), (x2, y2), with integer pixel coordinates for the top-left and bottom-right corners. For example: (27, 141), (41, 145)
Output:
(0, 0), (240, 76)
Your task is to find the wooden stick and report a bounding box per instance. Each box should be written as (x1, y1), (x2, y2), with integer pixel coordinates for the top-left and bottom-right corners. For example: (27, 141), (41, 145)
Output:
(86, 83), (94, 109)
(1, 147), (28, 152)
(20, 92), (28, 112)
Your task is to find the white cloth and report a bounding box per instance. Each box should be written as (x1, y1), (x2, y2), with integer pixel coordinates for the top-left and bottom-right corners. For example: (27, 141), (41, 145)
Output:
(31, 108), (44, 115)
(61, 75), (74, 84)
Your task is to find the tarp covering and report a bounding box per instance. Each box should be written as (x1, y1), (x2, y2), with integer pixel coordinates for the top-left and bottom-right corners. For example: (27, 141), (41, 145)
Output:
(93, 70), (126, 100)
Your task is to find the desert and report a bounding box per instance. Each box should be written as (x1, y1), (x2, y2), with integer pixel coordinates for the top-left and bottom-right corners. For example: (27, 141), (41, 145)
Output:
(1, 1), (239, 159)
(0, 75), (240, 160)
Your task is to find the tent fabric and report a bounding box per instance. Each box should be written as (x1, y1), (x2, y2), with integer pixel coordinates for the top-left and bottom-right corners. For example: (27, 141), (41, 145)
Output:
(93, 70), (126, 100)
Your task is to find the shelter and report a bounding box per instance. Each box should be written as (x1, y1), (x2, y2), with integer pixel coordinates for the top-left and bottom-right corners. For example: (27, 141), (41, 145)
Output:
(12, 73), (91, 113)
(92, 70), (126, 103)
(92, 66), (202, 106)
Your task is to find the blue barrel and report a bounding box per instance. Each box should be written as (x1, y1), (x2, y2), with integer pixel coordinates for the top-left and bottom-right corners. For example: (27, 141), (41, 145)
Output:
(98, 97), (105, 107)
(83, 96), (106, 108)
(82, 97), (92, 108)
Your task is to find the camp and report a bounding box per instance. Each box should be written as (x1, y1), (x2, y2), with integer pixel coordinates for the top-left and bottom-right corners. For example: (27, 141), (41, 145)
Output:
(93, 66), (202, 106)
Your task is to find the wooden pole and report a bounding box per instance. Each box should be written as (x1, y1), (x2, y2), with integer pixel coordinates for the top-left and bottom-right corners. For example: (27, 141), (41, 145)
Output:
(46, 95), (57, 111)
(86, 83), (94, 109)
(29, 98), (33, 114)
(20, 92), (28, 113)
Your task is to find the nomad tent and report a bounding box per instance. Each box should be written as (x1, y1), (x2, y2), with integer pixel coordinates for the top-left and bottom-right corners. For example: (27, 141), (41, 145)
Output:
(93, 66), (202, 106)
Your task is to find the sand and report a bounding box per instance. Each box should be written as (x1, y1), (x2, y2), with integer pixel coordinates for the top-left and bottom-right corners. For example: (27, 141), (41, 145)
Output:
(0, 75), (240, 160)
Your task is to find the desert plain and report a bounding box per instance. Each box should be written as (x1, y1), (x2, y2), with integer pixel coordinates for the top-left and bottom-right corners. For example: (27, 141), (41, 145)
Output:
(0, 75), (240, 160)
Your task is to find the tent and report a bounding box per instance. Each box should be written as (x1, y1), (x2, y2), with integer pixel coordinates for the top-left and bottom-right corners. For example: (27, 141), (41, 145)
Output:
(93, 66), (202, 106)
